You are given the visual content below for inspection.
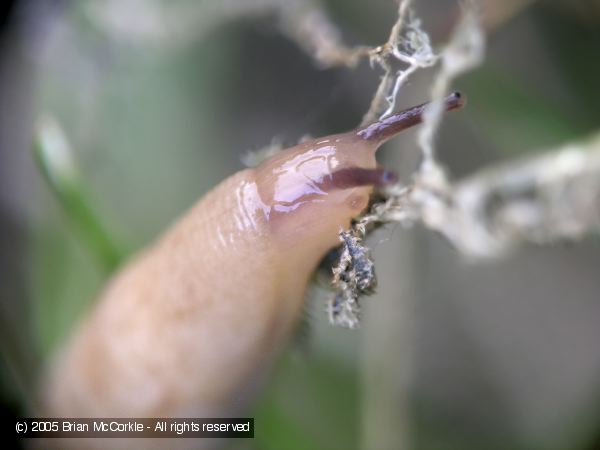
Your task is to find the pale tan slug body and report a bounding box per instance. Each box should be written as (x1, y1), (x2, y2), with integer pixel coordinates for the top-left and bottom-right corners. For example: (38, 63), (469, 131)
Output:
(41, 94), (463, 447)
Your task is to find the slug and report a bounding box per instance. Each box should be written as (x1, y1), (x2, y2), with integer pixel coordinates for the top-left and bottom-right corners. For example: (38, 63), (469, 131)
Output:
(41, 93), (464, 427)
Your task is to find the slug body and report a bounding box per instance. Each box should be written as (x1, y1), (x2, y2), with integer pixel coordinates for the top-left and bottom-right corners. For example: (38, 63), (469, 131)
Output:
(42, 94), (464, 424)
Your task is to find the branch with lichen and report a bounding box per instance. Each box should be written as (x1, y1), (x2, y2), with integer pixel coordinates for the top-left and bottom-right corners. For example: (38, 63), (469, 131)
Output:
(375, 132), (600, 258)
(328, 2), (484, 327)
(82, 0), (370, 65)
(83, 0), (437, 124)
(330, 2), (600, 328)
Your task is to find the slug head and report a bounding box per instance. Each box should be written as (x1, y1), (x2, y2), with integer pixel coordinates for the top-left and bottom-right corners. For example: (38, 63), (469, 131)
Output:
(253, 92), (465, 257)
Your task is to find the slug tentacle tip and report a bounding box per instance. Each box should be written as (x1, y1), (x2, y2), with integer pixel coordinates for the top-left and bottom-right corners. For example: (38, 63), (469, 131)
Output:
(446, 91), (466, 110)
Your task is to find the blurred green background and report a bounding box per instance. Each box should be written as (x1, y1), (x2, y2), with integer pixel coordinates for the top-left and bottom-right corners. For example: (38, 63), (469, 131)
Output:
(1, 0), (600, 449)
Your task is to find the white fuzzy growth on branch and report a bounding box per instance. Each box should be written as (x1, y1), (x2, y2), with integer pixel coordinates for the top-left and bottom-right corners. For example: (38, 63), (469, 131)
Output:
(330, 2), (485, 327)
(360, 5), (600, 258)
(437, 134), (600, 257)
(331, 3), (600, 325)
(361, 0), (439, 125)
(365, 133), (600, 258)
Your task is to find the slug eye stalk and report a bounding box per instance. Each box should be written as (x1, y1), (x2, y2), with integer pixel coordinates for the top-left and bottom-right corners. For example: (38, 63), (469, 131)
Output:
(317, 91), (465, 191)
(357, 91), (465, 143)
(321, 167), (398, 191)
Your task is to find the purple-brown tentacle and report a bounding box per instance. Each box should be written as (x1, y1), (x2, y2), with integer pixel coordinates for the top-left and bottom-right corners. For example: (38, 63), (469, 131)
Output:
(357, 91), (465, 143)
(319, 167), (398, 191)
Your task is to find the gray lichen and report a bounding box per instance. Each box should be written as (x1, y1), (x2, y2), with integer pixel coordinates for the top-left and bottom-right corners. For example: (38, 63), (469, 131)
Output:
(327, 229), (377, 328)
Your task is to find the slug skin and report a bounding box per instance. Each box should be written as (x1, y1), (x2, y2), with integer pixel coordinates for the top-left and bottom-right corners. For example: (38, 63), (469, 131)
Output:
(40, 93), (464, 448)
